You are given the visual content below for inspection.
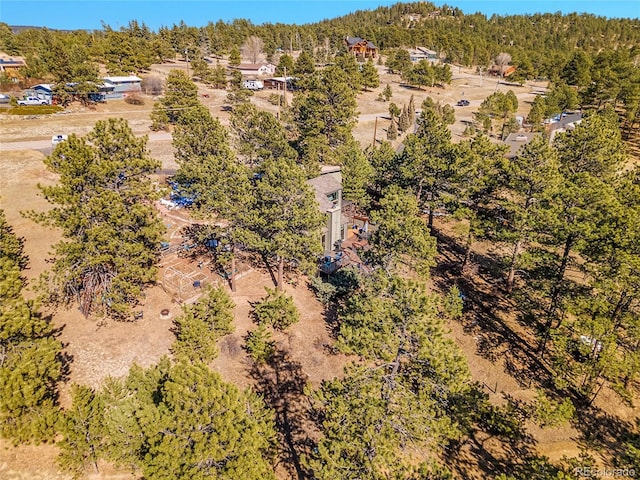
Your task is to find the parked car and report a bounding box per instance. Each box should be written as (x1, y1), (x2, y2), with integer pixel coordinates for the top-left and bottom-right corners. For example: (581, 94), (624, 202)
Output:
(51, 134), (68, 147)
(17, 96), (50, 106)
(456, 99), (470, 107)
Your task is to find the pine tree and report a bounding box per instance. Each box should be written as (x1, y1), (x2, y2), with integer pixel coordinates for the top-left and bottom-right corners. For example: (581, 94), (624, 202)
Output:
(150, 69), (200, 130)
(229, 103), (298, 168)
(385, 48), (412, 75)
(100, 359), (277, 479)
(57, 385), (106, 476)
(190, 56), (212, 82)
(244, 324), (275, 364)
(306, 274), (472, 478)
(452, 134), (507, 269)
(360, 59), (380, 91)
(242, 156), (325, 290)
(382, 83), (392, 101)
(367, 186), (437, 278)
(398, 104), (411, 132)
(252, 287), (300, 330)
(293, 65), (357, 167)
(497, 136), (561, 292)
(33, 118), (164, 319)
(537, 109), (627, 355)
(210, 61), (228, 89)
(172, 286), (235, 362)
(397, 105), (459, 229)
(386, 117), (398, 140)
(407, 93), (416, 120)
(228, 45), (241, 66)
(333, 137), (374, 210)
(276, 53), (294, 76)
(173, 106), (253, 291)
(0, 210), (62, 444)
(293, 50), (315, 76)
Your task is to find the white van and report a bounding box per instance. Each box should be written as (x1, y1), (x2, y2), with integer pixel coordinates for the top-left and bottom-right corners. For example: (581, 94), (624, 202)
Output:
(51, 134), (68, 147)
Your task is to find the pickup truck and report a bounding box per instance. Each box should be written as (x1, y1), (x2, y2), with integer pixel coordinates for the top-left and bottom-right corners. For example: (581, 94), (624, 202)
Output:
(17, 96), (50, 106)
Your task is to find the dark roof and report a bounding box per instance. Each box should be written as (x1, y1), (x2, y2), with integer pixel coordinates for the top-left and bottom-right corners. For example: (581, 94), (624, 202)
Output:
(0, 58), (25, 66)
(503, 132), (540, 158)
(345, 37), (377, 49)
(307, 169), (342, 212)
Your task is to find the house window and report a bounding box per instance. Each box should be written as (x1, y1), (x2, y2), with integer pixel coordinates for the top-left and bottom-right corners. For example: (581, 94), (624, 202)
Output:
(327, 191), (339, 203)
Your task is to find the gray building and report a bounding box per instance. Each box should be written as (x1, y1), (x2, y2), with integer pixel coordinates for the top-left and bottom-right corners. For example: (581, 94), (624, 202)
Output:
(307, 166), (350, 255)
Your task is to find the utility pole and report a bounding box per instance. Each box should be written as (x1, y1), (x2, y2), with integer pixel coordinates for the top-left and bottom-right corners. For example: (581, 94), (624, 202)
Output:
(185, 49), (190, 78)
(283, 66), (287, 106)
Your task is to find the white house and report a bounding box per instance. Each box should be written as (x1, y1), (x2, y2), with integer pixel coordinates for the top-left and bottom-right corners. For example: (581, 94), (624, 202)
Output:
(408, 47), (439, 63)
(102, 75), (142, 94)
(230, 63), (277, 76)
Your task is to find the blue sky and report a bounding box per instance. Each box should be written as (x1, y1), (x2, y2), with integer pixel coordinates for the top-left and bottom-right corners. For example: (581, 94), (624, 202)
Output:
(1, 1), (638, 31)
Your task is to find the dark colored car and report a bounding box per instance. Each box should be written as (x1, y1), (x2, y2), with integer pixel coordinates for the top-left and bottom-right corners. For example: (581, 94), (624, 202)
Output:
(456, 99), (470, 106)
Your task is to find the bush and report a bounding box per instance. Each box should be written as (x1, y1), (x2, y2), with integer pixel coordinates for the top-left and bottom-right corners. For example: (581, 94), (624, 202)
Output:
(268, 93), (283, 106)
(244, 325), (275, 364)
(309, 276), (337, 304)
(252, 287), (300, 331)
(124, 94), (145, 105)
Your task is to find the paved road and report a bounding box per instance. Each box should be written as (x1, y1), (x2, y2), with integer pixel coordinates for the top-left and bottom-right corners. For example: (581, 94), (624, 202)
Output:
(0, 131), (173, 152)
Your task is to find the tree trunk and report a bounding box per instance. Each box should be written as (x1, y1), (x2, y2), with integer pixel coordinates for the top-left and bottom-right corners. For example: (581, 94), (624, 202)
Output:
(230, 249), (237, 292)
(462, 228), (473, 270)
(277, 256), (284, 291)
(540, 234), (576, 357)
(506, 238), (522, 293)
(548, 233), (576, 315)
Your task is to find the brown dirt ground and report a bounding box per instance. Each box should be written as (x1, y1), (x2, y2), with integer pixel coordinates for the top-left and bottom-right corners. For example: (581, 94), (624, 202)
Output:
(1, 62), (637, 479)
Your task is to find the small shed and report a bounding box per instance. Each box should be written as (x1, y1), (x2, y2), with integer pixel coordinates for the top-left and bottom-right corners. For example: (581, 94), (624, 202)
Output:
(263, 76), (296, 90)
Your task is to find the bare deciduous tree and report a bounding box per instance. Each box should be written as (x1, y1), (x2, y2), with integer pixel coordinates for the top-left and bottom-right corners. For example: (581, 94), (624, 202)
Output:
(242, 36), (264, 64)
(141, 76), (163, 96)
(494, 52), (512, 77)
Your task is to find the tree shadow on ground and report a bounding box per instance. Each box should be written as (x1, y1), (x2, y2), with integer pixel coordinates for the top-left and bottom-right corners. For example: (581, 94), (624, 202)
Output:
(431, 228), (554, 390)
(249, 348), (315, 480)
(445, 390), (547, 479)
(431, 226), (638, 471)
(573, 404), (636, 464)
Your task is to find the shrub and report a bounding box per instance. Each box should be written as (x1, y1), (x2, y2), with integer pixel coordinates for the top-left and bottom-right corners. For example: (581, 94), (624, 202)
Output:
(268, 93), (283, 106)
(252, 287), (300, 331)
(124, 94), (145, 105)
(244, 325), (275, 364)
(309, 276), (337, 304)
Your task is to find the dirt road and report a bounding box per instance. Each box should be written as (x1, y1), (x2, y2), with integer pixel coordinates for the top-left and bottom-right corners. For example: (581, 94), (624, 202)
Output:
(0, 131), (173, 152)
